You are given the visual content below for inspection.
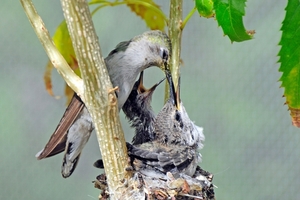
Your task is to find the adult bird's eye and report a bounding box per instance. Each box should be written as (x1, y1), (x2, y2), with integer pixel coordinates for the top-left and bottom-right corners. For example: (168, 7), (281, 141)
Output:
(160, 48), (169, 62)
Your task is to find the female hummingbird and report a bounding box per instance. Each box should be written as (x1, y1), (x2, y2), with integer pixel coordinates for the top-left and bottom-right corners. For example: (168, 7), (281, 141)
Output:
(36, 30), (171, 178)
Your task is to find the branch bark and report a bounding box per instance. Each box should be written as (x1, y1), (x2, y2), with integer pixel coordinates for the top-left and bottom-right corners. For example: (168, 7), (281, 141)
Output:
(21, 0), (129, 198)
(60, 0), (129, 198)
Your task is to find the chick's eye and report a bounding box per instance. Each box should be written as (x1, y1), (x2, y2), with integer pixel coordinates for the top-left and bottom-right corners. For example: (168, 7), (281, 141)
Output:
(160, 48), (169, 62)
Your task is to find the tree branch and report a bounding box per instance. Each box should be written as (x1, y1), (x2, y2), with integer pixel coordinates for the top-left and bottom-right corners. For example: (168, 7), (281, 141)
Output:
(20, 0), (83, 96)
(60, 0), (129, 198)
(165, 0), (182, 101)
(21, 0), (129, 198)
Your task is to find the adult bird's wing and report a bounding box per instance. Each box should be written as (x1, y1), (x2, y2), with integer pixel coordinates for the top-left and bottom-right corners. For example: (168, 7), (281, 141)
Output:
(36, 93), (84, 159)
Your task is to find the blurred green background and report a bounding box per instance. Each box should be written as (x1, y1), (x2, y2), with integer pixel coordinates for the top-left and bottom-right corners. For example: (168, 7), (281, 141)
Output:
(0, 0), (297, 199)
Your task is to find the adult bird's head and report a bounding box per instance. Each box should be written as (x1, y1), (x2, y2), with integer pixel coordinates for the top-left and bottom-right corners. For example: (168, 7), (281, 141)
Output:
(105, 30), (171, 109)
(144, 30), (171, 71)
(126, 30), (171, 70)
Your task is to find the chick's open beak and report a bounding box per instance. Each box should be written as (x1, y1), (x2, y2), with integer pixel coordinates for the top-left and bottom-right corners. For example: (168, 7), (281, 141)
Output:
(137, 71), (146, 93)
(137, 72), (165, 98)
(147, 77), (165, 94)
(176, 77), (181, 110)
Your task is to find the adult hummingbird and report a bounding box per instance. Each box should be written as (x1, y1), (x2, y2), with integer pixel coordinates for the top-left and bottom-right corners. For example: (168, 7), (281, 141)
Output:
(36, 30), (172, 178)
(122, 71), (165, 145)
(127, 71), (205, 179)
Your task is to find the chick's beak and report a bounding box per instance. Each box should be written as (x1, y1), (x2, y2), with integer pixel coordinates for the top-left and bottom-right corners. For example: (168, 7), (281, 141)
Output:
(138, 74), (165, 99)
(176, 77), (181, 110)
(137, 71), (147, 93)
(147, 77), (166, 94)
(175, 77), (181, 110)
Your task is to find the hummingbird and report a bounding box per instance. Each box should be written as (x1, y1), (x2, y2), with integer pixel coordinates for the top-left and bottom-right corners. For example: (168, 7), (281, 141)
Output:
(122, 71), (165, 145)
(126, 71), (205, 179)
(36, 30), (172, 178)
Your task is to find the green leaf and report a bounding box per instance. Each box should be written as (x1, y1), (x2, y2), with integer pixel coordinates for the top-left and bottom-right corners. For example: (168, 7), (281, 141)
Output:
(89, 0), (167, 30)
(278, 0), (300, 127)
(44, 21), (79, 103)
(126, 0), (166, 30)
(195, 0), (214, 18)
(52, 21), (77, 67)
(213, 0), (253, 42)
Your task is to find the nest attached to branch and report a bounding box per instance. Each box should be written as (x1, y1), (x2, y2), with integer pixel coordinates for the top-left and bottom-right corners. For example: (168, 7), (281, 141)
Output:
(93, 166), (215, 200)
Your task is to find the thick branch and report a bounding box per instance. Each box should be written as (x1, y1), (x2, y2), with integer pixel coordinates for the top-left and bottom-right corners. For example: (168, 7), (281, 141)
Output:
(20, 0), (83, 96)
(21, 0), (129, 198)
(60, 0), (129, 198)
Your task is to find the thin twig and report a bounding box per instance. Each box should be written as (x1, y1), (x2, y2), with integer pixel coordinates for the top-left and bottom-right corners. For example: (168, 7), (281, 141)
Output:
(20, 0), (83, 97)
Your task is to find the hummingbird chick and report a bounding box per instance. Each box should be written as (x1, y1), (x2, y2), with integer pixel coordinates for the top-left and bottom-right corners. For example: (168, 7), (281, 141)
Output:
(127, 71), (205, 178)
(154, 72), (204, 150)
(36, 30), (172, 178)
(122, 71), (165, 145)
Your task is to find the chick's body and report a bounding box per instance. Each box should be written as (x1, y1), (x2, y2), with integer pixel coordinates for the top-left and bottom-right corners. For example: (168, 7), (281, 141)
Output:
(127, 72), (204, 178)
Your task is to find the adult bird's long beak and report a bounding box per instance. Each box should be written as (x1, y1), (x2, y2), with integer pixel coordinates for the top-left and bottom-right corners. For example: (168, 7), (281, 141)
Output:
(163, 60), (170, 72)
(166, 71), (180, 110)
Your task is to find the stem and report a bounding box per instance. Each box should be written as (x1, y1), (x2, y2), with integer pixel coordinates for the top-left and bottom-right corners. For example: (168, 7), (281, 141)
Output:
(60, 0), (129, 198)
(20, 0), (83, 97)
(166, 0), (183, 101)
(181, 7), (196, 30)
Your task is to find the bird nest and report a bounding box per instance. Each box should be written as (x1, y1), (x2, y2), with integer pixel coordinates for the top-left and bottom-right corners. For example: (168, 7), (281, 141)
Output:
(93, 166), (215, 200)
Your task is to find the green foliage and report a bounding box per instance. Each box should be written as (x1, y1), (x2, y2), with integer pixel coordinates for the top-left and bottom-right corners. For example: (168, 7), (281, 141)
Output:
(89, 0), (167, 30)
(126, 0), (166, 30)
(195, 0), (214, 18)
(52, 21), (76, 66)
(44, 21), (79, 103)
(278, 0), (300, 125)
(213, 0), (252, 42)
